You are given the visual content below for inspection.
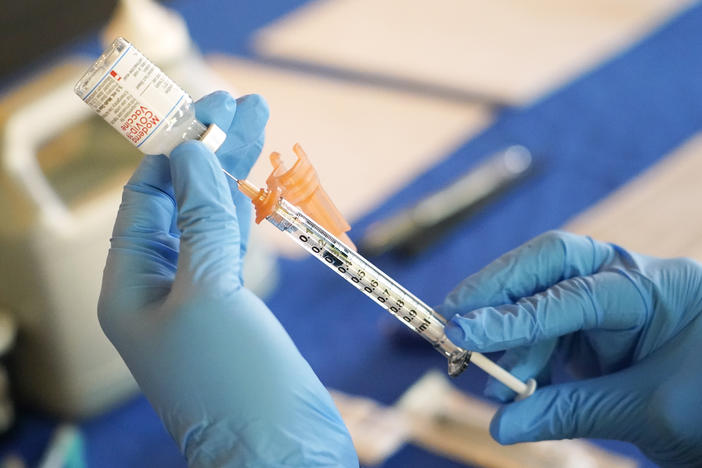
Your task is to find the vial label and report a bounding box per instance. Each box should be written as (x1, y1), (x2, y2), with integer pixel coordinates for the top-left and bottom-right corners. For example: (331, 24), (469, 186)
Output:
(80, 45), (186, 148)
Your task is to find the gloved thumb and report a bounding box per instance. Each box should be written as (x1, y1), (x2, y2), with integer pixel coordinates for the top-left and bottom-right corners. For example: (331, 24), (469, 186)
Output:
(490, 372), (645, 445)
(169, 140), (242, 295)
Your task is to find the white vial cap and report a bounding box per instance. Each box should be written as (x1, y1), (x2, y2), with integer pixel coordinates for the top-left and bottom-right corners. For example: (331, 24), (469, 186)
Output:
(200, 124), (227, 153)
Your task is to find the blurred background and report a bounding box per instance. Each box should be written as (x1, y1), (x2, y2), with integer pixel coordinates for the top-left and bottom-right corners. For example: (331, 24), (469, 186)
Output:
(1, 0), (701, 466)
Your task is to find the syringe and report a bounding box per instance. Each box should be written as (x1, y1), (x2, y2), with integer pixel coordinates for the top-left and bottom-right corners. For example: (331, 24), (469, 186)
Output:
(72, 37), (534, 398)
(223, 152), (536, 400)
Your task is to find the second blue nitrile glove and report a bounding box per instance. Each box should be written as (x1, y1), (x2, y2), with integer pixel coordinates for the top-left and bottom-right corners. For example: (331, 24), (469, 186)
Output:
(439, 231), (702, 467)
(98, 91), (358, 467)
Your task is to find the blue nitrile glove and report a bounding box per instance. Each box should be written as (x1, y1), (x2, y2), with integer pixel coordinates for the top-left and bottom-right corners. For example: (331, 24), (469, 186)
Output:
(98, 91), (358, 467)
(438, 231), (702, 467)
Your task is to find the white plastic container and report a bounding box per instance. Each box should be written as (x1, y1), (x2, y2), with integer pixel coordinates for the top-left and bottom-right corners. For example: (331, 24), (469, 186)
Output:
(0, 61), (140, 417)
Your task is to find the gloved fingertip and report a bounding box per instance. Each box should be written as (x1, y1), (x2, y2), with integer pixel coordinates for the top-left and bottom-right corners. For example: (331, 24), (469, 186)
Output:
(444, 318), (468, 347)
(221, 92), (237, 112)
(215, 93), (269, 179)
(194, 91), (237, 132)
(236, 93), (270, 120)
(433, 303), (456, 321)
(489, 407), (519, 444)
(445, 312), (491, 350)
(195, 90), (236, 113)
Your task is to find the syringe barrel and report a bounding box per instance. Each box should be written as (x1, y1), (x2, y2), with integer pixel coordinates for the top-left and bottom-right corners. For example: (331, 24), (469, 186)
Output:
(266, 198), (470, 376)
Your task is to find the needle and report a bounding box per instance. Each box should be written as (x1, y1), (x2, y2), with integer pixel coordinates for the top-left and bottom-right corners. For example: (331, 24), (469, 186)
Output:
(221, 168), (239, 182)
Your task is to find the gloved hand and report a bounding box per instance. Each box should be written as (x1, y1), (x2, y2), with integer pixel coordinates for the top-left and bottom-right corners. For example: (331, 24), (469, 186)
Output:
(98, 91), (358, 467)
(438, 231), (702, 467)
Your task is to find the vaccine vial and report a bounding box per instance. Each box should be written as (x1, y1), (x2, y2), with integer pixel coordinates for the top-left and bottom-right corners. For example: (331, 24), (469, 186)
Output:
(74, 37), (225, 155)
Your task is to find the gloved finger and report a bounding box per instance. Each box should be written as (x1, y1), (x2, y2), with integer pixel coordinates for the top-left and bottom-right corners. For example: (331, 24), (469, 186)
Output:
(221, 178), (253, 284)
(112, 154), (178, 245)
(490, 372), (644, 444)
(198, 93), (268, 260)
(228, 183), (252, 274)
(446, 269), (646, 353)
(217, 93), (269, 179)
(194, 90), (237, 134)
(232, 189), (253, 264)
(439, 231), (616, 320)
(484, 339), (556, 402)
(99, 155), (180, 333)
(169, 141), (241, 295)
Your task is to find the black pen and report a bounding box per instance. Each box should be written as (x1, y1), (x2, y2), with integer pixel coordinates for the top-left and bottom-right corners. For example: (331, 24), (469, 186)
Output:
(359, 145), (533, 256)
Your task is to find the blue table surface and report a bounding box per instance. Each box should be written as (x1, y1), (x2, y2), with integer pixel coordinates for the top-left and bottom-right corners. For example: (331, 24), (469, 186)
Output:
(4, 1), (702, 466)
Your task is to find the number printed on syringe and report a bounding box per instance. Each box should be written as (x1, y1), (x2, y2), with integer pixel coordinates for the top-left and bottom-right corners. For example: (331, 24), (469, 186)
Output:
(277, 200), (446, 343)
